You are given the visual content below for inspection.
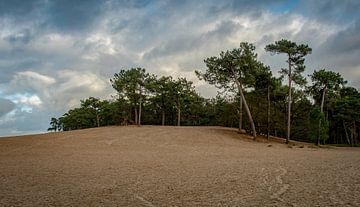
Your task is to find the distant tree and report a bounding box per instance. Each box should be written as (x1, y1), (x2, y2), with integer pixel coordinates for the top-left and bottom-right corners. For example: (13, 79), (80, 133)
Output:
(265, 39), (312, 143)
(48, 117), (59, 132)
(58, 107), (95, 131)
(98, 100), (125, 126)
(334, 87), (360, 146)
(81, 97), (102, 127)
(49, 53), (357, 147)
(308, 69), (346, 145)
(169, 78), (197, 126)
(309, 106), (328, 144)
(197, 42), (262, 138)
(111, 68), (153, 125)
(150, 76), (174, 126)
(253, 65), (281, 139)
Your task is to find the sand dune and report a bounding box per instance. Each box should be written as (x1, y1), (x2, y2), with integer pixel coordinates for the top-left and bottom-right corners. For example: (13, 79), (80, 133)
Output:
(1, 126), (360, 206)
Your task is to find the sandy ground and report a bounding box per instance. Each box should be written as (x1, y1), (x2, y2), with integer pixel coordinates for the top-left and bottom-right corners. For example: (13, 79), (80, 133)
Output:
(1, 126), (360, 207)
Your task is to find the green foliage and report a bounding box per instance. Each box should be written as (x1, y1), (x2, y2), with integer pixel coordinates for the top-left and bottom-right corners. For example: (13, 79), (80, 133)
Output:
(48, 41), (359, 146)
(110, 68), (148, 102)
(196, 42), (264, 137)
(265, 39), (312, 143)
(110, 68), (155, 125)
(59, 107), (95, 131)
(307, 69), (346, 145)
(334, 89), (360, 125)
(47, 117), (60, 132)
(309, 69), (345, 91)
(265, 39), (312, 86)
(196, 42), (260, 89)
(308, 69), (346, 104)
(309, 106), (329, 143)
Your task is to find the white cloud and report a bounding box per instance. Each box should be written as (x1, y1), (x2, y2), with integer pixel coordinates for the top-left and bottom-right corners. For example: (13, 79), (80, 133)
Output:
(30, 33), (76, 54)
(3, 69), (110, 112)
(57, 69), (107, 93)
(82, 33), (118, 61)
(19, 94), (42, 106)
(7, 93), (42, 107)
(47, 69), (110, 109)
(15, 71), (56, 85)
(7, 71), (56, 97)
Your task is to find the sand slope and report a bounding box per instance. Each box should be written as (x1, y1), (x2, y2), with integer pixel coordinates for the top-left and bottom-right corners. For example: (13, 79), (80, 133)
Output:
(1, 126), (360, 206)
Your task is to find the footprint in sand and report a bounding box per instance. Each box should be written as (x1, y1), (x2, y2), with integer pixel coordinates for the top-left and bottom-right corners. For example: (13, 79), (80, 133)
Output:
(269, 167), (290, 204)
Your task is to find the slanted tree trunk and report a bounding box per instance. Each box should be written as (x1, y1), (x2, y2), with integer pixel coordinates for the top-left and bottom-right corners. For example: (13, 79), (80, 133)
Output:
(238, 96), (243, 133)
(231, 68), (256, 139)
(287, 56), (292, 144)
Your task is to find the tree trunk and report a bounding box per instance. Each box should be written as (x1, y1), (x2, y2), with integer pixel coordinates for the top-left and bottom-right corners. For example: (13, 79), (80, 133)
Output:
(317, 86), (327, 145)
(267, 84), (270, 140)
(177, 102), (181, 126)
(138, 86), (142, 126)
(343, 121), (350, 145)
(287, 56), (292, 144)
(352, 121), (356, 146)
(355, 123), (360, 145)
(340, 134), (343, 145)
(351, 122), (354, 147)
(231, 68), (256, 139)
(273, 102), (277, 137)
(238, 96), (243, 132)
(317, 120), (322, 145)
(134, 107), (138, 125)
(96, 112), (100, 127)
(162, 110), (165, 126)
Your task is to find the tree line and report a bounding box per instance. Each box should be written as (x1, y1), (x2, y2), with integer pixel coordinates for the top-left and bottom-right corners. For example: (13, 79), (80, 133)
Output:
(48, 39), (360, 146)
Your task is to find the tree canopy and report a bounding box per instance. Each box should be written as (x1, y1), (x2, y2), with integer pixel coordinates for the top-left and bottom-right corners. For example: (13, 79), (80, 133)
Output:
(265, 39), (312, 143)
(49, 40), (360, 147)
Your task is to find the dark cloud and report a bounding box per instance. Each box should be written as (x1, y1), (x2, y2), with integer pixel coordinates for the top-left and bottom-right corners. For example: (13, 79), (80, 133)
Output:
(46, 0), (106, 32)
(0, 0), (106, 32)
(106, 0), (286, 49)
(0, 58), (43, 83)
(0, 98), (15, 117)
(322, 21), (360, 56)
(0, 0), (290, 33)
(0, 0), (45, 20)
(294, 0), (360, 24)
(106, 0), (152, 9)
(143, 20), (239, 60)
(307, 19), (360, 77)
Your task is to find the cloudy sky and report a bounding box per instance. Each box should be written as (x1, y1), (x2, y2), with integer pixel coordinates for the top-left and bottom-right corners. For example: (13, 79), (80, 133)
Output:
(0, 0), (359, 136)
